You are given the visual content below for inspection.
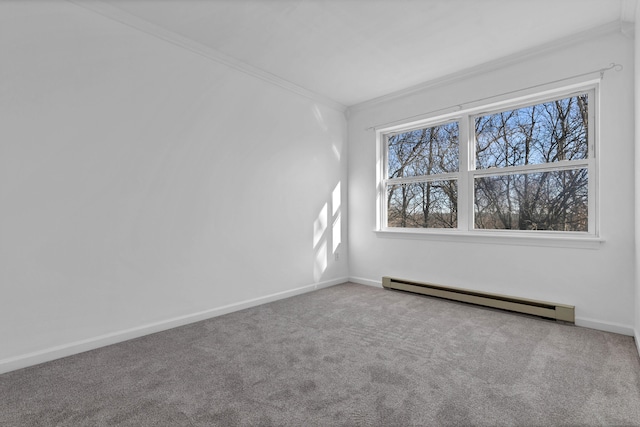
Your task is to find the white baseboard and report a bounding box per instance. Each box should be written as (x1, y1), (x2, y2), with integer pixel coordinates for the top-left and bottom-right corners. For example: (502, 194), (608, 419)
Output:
(574, 317), (635, 336)
(348, 276), (383, 288)
(635, 329), (640, 359)
(0, 277), (347, 375)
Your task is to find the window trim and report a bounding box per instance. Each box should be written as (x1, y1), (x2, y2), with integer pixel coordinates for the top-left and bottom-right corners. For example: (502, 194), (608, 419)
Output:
(376, 81), (601, 246)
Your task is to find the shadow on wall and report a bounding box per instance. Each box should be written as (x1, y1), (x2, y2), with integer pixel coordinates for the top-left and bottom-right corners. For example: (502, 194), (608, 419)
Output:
(314, 182), (341, 282)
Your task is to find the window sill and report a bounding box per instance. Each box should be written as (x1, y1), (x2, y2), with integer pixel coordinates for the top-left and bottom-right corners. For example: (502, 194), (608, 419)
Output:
(374, 228), (604, 249)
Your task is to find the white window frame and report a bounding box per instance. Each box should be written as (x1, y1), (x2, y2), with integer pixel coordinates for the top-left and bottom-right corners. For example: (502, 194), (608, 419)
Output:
(376, 82), (601, 247)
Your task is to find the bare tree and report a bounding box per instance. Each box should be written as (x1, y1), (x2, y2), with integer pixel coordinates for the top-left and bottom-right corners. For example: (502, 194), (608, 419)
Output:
(474, 94), (589, 231)
(387, 122), (458, 228)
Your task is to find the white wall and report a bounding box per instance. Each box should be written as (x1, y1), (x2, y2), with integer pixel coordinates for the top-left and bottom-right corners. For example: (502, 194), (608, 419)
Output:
(0, 1), (348, 372)
(348, 28), (635, 334)
(635, 7), (640, 353)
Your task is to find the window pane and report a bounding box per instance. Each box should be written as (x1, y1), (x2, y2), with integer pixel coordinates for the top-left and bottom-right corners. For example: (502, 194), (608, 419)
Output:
(474, 169), (588, 231)
(388, 121), (458, 178)
(387, 180), (457, 228)
(475, 94), (588, 169)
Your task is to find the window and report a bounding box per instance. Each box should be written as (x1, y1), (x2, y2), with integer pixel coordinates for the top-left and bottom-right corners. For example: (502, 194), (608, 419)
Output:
(378, 86), (597, 237)
(386, 121), (459, 228)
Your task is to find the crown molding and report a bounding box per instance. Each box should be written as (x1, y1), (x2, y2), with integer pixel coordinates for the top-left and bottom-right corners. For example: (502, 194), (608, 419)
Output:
(349, 20), (629, 113)
(66, 0), (347, 114)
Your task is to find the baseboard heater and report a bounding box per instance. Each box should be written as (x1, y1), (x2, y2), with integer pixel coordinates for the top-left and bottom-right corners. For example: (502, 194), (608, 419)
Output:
(382, 276), (574, 323)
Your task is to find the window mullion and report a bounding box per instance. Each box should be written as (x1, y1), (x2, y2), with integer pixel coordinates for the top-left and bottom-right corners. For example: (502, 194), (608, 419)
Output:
(377, 133), (388, 229)
(588, 87), (597, 234)
(457, 114), (470, 231)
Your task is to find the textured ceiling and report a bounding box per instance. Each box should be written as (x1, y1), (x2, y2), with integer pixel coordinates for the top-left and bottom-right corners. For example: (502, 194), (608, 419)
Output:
(101, 0), (632, 107)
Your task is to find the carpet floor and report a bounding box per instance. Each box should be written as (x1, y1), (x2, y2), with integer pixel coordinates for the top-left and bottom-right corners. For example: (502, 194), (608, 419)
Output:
(1, 283), (640, 426)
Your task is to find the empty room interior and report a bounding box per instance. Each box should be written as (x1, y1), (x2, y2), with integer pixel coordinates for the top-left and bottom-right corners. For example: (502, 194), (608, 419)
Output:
(2, 0), (640, 425)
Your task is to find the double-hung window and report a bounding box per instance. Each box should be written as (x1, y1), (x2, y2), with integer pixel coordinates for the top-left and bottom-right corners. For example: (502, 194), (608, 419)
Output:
(378, 85), (597, 237)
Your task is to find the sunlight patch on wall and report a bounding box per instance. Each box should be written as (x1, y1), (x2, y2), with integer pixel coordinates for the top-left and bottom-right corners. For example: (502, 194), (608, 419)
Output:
(332, 182), (341, 253)
(313, 202), (329, 282)
(312, 105), (328, 132)
(332, 182), (341, 216)
(332, 143), (341, 161)
(313, 181), (343, 282)
(332, 213), (341, 254)
(313, 241), (328, 282)
(313, 203), (328, 248)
